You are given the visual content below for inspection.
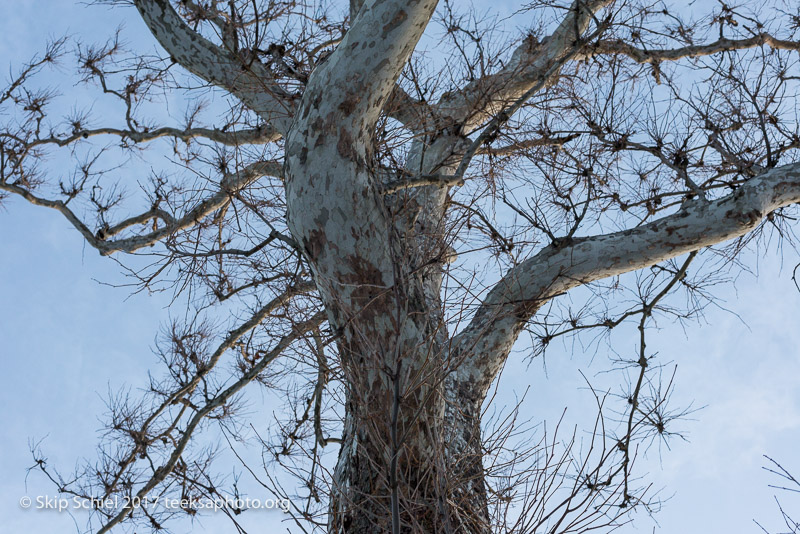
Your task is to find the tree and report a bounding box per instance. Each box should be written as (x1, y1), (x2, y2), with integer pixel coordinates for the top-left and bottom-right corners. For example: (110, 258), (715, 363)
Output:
(2, 0), (800, 532)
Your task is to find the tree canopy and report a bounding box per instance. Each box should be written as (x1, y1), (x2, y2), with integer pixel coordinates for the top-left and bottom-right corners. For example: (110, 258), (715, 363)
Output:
(2, 0), (800, 532)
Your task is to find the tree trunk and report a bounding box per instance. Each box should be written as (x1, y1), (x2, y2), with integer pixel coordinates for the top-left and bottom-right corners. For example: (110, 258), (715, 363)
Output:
(327, 368), (491, 534)
(280, 4), (496, 527)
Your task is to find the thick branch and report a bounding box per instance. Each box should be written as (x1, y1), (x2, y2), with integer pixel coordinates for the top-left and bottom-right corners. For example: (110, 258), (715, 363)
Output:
(452, 161), (800, 400)
(386, 84), (436, 133)
(390, 0), (609, 242)
(437, 0), (611, 133)
(382, 173), (463, 194)
(585, 33), (800, 64)
(477, 133), (580, 156)
(134, 0), (295, 133)
(24, 124), (281, 149)
(302, 0), (439, 133)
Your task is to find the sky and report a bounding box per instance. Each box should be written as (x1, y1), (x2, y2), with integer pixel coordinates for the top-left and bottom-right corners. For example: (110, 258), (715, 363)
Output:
(0, 1), (799, 533)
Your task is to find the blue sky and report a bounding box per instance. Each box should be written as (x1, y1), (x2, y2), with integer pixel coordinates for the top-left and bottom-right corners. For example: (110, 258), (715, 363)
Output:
(1, 1), (799, 533)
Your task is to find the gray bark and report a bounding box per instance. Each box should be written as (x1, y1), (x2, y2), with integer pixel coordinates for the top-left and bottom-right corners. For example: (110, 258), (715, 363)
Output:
(116, 2), (800, 531)
(7, 1), (800, 532)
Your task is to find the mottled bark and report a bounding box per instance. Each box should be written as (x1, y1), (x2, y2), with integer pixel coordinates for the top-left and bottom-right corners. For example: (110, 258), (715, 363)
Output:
(9, 1), (800, 533)
(134, 0), (295, 131)
(282, 1), (457, 531)
(452, 161), (800, 404)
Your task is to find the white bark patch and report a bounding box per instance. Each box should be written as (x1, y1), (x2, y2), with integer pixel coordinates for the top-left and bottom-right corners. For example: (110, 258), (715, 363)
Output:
(453, 162), (800, 402)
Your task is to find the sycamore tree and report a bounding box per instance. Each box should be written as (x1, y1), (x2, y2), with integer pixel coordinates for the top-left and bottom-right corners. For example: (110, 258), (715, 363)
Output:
(3, 0), (800, 532)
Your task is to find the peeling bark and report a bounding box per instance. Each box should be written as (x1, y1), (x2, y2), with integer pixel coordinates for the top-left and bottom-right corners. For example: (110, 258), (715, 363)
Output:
(8, 1), (800, 532)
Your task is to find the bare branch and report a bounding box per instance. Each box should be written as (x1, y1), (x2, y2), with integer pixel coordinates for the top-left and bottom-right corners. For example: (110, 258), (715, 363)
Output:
(585, 33), (800, 64)
(0, 159), (282, 255)
(96, 309), (325, 534)
(22, 123), (281, 148)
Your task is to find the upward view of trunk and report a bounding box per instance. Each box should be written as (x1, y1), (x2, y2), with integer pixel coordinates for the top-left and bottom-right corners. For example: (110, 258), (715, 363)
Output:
(281, 3), (501, 529)
(5, 0), (800, 533)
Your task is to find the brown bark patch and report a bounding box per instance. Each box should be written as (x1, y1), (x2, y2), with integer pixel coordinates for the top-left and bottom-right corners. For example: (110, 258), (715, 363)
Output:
(382, 10), (408, 37)
(343, 255), (390, 310)
(337, 127), (358, 160)
(338, 93), (361, 116)
(302, 229), (327, 261)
